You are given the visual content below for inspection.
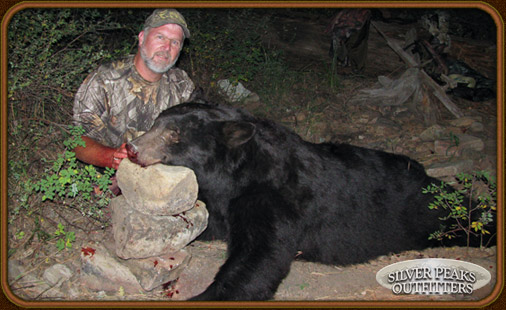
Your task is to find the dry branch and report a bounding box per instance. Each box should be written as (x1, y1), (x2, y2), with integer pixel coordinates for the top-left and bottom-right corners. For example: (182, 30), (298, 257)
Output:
(371, 21), (464, 118)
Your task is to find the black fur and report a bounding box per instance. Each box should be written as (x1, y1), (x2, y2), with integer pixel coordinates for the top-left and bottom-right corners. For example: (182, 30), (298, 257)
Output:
(126, 102), (491, 300)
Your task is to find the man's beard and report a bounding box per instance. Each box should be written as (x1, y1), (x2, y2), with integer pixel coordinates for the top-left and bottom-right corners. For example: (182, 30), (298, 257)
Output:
(140, 45), (179, 74)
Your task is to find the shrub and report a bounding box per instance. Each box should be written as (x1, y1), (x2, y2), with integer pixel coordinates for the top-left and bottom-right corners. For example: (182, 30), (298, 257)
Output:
(7, 8), (132, 123)
(423, 171), (496, 248)
(8, 126), (115, 253)
(7, 8), (136, 240)
(30, 126), (116, 220)
(10, 126), (116, 230)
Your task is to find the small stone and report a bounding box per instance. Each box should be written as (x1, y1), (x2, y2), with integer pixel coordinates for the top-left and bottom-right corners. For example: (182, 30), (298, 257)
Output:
(7, 260), (25, 283)
(448, 116), (481, 127)
(42, 264), (73, 287)
(470, 121), (484, 133)
(456, 133), (485, 152)
(426, 159), (474, 178)
(217, 79), (253, 102)
(433, 133), (484, 157)
(434, 140), (458, 156)
(415, 142), (434, 155)
(419, 124), (445, 141)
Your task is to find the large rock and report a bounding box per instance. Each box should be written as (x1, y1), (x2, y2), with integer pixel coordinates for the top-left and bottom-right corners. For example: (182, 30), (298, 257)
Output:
(111, 196), (208, 259)
(80, 243), (191, 293)
(80, 243), (144, 294)
(122, 248), (191, 291)
(116, 159), (198, 216)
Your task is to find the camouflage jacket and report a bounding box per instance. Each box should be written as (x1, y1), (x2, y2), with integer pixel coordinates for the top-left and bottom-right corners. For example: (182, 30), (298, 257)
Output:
(73, 55), (195, 147)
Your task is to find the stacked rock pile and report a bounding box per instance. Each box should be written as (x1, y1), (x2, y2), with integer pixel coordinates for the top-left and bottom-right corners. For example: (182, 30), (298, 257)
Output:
(80, 159), (208, 293)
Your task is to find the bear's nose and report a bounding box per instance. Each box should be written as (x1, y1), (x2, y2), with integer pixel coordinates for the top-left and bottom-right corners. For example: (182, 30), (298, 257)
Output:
(125, 143), (138, 163)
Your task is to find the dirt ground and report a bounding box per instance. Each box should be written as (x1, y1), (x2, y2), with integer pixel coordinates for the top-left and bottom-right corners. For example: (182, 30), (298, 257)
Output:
(46, 231), (498, 303)
(178, 241), (498, 302)
(6, 9), (500, 306)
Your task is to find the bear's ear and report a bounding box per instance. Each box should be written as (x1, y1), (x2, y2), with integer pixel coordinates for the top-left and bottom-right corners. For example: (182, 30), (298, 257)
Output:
(219, 121), (256, 148)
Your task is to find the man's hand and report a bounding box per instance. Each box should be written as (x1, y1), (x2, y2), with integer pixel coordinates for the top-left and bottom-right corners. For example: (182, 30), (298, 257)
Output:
(111, 143), (128, 170)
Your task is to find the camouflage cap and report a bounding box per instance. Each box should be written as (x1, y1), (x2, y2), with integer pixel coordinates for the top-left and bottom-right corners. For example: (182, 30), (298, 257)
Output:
(144, 9), (190, 38)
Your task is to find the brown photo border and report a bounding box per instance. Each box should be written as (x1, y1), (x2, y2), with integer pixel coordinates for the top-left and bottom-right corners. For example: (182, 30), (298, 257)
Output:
(0, 0), (504, 309)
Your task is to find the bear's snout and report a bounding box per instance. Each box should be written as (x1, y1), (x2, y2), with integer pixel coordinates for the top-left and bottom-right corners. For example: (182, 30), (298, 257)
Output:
(125, 143), (139, 164)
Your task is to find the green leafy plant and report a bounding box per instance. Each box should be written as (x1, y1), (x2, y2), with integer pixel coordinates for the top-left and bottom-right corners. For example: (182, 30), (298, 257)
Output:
(54, 223), (76, 251)
(30, 125), (115, 220)
(422, 170), (496, 248)
(15, 231), (25, 240)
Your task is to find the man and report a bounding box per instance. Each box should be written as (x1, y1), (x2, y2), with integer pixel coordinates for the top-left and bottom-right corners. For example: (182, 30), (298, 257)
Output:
(73, 9), (195, 171)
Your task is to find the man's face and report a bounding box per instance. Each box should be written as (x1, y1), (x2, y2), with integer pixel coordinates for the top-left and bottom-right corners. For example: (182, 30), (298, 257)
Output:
(138, 23), (184, 74)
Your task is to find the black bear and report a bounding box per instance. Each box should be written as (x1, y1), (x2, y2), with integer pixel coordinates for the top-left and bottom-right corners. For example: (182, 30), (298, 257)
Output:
(125, 102), (489, 301)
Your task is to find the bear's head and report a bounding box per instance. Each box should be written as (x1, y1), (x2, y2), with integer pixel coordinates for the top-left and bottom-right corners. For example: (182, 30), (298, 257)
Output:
(126, 103), (257, 170)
